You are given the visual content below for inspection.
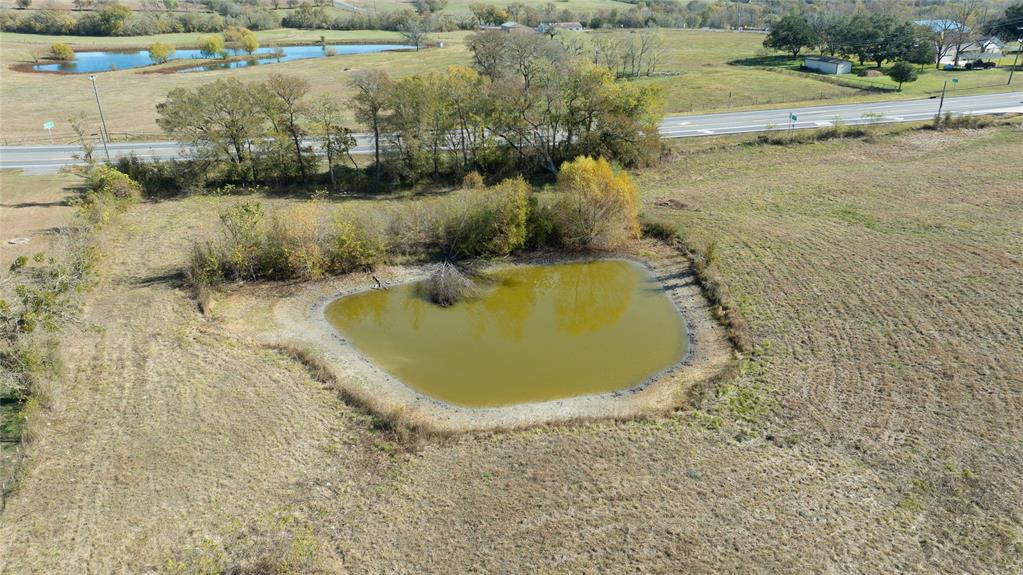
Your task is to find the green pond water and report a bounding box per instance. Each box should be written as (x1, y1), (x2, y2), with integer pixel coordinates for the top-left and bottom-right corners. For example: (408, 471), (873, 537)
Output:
(324, 260), (688, 407)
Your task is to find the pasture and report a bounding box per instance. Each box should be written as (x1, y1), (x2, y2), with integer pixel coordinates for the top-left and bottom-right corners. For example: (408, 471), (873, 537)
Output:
(0, 122), (1020, 572)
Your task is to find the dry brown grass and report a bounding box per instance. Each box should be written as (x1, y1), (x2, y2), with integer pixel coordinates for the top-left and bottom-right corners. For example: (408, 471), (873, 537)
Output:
(0, 124), (1021, 573)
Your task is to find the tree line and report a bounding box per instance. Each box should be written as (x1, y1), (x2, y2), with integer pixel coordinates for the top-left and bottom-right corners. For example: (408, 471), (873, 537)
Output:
(1, 0), (278, 36)
(149, 31), (661, 192)
(765, 3), (1023, 69)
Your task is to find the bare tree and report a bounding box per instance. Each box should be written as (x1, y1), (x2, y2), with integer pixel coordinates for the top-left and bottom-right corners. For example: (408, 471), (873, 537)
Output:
(399, 20), (430, 52)
(949, 1), (980, 66)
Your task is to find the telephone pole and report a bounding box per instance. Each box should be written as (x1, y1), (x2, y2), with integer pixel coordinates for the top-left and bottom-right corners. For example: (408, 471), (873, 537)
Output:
(1009, 35), (1022, 86)
(88, 75), (111, 163)
(936, 79), (948, 121)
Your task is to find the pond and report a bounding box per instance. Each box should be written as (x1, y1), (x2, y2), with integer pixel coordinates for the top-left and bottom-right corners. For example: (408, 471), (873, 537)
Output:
(324, 260), (688, 408)
(31, 43), (411, 74)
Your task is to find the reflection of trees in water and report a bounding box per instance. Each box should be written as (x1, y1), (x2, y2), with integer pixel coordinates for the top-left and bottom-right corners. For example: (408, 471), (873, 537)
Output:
(331, 288), (390, 328)
(553, 261), (636, 336)
(475, 270), (553, 341)
(402, 285), (428, 331)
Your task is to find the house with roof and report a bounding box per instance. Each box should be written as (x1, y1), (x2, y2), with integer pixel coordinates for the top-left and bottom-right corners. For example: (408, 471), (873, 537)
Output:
(537, 21), (585, 34)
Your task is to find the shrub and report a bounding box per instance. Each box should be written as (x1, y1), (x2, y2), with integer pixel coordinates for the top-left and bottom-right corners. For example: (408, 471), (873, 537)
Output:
(198, 34), (225, 58)
(435, 177), (530, 260)
(323, 209), (386, 274)
(189, 202), (387, 285)
(49, 42), (74, 61)
(550, 156), (639, 250)
(148, 42), (175, 64)
(421, 262), (478, 307)
(77, 165), (141, 224)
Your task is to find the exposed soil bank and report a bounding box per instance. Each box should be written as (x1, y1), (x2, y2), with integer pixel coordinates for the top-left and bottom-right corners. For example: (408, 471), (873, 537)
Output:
(239, 243), (733, 433)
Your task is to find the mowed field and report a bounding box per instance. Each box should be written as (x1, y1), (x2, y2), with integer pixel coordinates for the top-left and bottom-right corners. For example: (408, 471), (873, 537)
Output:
(0, 123), (1020, 572)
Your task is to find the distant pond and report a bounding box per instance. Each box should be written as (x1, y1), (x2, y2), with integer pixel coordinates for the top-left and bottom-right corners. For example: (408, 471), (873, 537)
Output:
(31, 43), (412, 74)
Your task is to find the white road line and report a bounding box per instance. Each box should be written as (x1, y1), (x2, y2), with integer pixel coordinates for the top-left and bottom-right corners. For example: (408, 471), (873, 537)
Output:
(698, 129), (715, 134)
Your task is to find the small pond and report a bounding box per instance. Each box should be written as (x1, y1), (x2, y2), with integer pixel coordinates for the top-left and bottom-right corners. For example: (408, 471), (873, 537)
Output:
(325, 260), (688, 408)
(31, 43), (411, 74)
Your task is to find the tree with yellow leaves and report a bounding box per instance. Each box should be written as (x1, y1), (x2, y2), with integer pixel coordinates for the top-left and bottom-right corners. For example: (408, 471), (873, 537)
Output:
(552, 156), (639, 250)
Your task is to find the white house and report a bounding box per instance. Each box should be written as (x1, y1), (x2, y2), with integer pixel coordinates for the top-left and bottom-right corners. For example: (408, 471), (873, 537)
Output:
(804, 56), (852, 75)
(940, 39), (1004, 66)
(537, 22), (584, 34)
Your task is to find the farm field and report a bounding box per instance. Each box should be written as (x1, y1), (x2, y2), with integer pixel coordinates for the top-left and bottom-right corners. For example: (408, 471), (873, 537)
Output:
(0, 122), (1020, 572)
(3, 27), (1018, 144)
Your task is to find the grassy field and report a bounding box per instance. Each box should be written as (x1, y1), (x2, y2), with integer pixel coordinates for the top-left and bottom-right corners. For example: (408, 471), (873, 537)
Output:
(0, 122), (1020, 572)
(2, 28), (1021, 143)
(734, 47), (1022, 99)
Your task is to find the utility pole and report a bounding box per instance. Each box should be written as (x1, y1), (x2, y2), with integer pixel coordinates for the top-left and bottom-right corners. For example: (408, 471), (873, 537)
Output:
(88, 75), (111, 163)
(1009, 36), (1022, 86)
(936, 79), (948, 122)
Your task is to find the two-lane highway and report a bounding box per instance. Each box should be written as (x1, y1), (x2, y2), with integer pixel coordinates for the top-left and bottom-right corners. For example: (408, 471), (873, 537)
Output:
(2, 92), (1020, 174)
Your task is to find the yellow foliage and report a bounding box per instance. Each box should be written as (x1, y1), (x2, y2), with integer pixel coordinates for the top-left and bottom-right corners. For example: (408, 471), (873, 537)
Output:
(552, 156), (640, 250)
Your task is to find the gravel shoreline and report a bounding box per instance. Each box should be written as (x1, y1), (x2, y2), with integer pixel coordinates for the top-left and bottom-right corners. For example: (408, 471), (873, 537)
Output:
(264, 246), (733, 432)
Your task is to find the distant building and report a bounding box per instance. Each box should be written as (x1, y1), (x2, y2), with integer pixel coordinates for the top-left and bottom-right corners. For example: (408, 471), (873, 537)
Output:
(537, 21), (584, 34)
(804, 56), (852, 75)
(914, 19), (965, 33)
(500, 21), (536, 34)
(941, 39), (1003, 65)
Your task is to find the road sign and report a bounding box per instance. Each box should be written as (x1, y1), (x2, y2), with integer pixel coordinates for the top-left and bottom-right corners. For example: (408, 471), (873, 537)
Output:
(42, 120), (55, 144)
(790, 113), (798, 121)
(951, 77), (959, 84)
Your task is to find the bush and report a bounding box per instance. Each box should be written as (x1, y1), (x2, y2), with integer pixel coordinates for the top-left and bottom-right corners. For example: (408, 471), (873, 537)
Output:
(323, 210), (386, 275)
(198, 34), (225, 58)
(550, 156), (639, 250)
(49, 42), (74, 61)
(434, 177), (530, 260)
(189, 202), (386, 285)
(78, 165), (141, 224)
(85, 164), (142, 201)
(421, 262), (478, 307)
(148, 42), (175, 64)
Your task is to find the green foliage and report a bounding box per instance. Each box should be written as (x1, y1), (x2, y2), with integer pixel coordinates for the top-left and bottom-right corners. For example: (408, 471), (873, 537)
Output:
(147, 42), (175, 64)
(49, 42), (74, 61)
(550, 156), (640, 251)
(764, 14), (817, 57)
(189, 202), (387, 285)
(887, 61), (919, 90)
(92, 2), (132, 35)
(77, 165), (142, 225)
(197, 34), (225, 58)
(435, 177), (530, 260)
(1, 238), (97, 396)
(224, 25), (259, 54)
(323, 211), (387, 275)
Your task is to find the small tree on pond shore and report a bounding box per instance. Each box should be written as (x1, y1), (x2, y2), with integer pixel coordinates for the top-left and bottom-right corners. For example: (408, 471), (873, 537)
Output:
(399, 20), (430, 51)
(552, 156), (639, 251)
(148, 42), (175, 64)
(50, 42), (75, 61)
(887, 61), (918, 91)
(198, 35), (225, 59)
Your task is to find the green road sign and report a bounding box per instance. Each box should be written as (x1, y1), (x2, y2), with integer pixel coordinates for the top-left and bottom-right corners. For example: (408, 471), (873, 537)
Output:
(42, 121), (54, 130)
(790, 113), (797, 121)
(952, 78), (959, 85)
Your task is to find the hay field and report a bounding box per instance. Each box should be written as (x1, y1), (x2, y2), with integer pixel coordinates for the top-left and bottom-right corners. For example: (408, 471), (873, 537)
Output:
(0, 123), (1021, 572)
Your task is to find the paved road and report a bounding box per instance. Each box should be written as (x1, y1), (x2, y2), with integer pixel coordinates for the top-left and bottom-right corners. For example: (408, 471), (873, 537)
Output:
(2, 92), (1020, 174)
